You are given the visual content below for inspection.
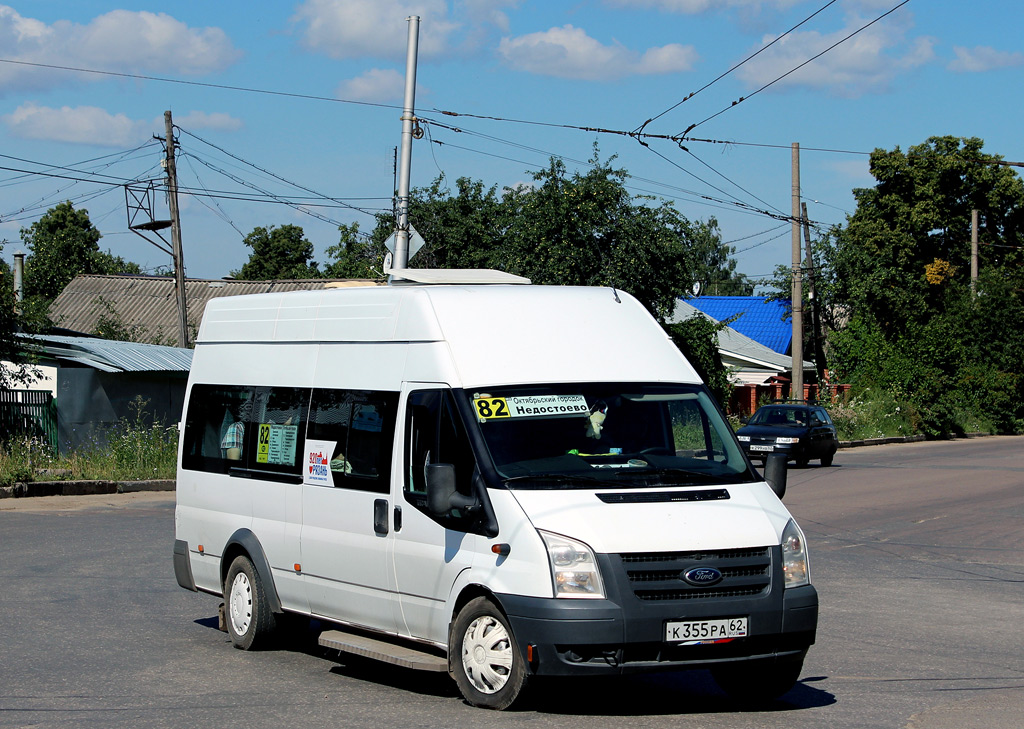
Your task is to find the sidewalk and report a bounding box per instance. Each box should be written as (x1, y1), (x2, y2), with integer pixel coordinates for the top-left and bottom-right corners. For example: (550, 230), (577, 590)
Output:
(0, 479), (174, 499)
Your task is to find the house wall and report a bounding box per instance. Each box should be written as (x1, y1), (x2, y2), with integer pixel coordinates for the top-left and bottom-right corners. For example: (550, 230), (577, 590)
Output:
(56, 367), (187, 455)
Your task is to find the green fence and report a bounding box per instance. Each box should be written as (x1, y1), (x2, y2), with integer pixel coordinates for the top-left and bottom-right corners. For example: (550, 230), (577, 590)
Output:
(0, 390), (58, 452)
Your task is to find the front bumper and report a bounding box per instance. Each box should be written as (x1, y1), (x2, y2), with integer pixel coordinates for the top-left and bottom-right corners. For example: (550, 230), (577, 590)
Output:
(496, 549), (818, 677)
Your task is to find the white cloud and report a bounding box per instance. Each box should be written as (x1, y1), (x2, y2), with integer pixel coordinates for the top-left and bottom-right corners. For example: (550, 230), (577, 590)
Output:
(735, 12), (934, 97)
(174, 111), (244, 132)
(0, 5), (241, 95)
(603, 0), (801, 13)
(2, 103), (153, 146)
(498, 25), (697, 81)
(336, 68), (407, 102)
(948, 45), (1024, 73)
(291, 0), (459, 60)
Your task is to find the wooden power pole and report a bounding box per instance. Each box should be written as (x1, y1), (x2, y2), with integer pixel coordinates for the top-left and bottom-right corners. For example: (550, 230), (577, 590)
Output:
(164, 111), (189, 348)
(790, 143), (803, 401)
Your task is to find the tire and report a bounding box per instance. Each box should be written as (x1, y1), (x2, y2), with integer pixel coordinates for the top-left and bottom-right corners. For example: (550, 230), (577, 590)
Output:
(224, 555), (277, 650)
(821, 451), (834, 467)
(711, 652), (805, 704)
(450, 597), (527, 710)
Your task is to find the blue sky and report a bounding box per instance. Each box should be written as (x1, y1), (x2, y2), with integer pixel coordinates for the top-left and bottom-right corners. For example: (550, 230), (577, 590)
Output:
(1, 0), (1021, 285)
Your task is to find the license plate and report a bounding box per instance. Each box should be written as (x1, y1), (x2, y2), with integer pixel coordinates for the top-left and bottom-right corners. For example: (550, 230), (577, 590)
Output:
(665, 617), (748, 643)
(749, 445), (774, 452)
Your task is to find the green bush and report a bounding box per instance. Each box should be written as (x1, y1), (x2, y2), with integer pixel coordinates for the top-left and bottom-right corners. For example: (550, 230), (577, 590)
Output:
(0, 396), (178, 486)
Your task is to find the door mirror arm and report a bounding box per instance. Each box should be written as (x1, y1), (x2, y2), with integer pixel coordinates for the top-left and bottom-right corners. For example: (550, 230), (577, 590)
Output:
(425, 463), (479, 517)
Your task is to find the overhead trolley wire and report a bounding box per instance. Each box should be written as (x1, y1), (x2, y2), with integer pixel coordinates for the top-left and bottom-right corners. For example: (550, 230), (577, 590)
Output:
(681, 0), (912, 135)
(634, 0), (841, 134)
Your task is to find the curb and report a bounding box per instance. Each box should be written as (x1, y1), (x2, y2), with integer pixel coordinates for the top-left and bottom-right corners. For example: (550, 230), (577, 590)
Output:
(0, 479), (175, 499)
(838, 432), (988, 449)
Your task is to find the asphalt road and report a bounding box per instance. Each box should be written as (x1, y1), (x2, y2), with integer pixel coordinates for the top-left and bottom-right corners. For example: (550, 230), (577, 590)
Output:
(1, 437), (1022, 728)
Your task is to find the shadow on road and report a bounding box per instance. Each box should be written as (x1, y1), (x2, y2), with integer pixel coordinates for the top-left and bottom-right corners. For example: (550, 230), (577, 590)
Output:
(194, 612), (836, 715)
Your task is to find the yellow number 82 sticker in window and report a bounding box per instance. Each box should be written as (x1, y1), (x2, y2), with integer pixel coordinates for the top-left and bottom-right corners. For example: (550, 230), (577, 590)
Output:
(473, 397), (510, 420)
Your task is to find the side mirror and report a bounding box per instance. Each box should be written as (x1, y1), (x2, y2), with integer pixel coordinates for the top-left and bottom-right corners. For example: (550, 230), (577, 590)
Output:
(763, 454), (788, 500)
(426, 463), (477, 516)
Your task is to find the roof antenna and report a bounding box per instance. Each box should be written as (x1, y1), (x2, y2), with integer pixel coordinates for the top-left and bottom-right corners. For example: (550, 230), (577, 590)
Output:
(611, 286), (621, 303)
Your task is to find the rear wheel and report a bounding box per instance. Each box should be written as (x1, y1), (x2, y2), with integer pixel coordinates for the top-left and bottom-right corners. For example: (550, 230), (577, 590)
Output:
(450, 597), (527, 710)
(711, 652), (805, 704)
(225, 555), (277, 650)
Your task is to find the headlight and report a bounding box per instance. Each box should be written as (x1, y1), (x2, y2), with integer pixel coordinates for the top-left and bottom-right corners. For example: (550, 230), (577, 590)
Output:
(782, 519), (810, 588)
(776, 437), (800, 444)
(539, 530), (605, 599)
(737, 435), (750, 442)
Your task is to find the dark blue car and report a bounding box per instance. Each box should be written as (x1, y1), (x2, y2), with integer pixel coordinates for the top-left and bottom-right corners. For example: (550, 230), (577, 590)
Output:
(736, 403), (838, 467)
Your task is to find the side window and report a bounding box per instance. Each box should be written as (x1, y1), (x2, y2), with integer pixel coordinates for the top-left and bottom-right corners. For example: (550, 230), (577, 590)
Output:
(181, 384), (256, 473)
(248, 387), (309, 476)
(306, 388), (398, 493)
(405, 389), (477, 527)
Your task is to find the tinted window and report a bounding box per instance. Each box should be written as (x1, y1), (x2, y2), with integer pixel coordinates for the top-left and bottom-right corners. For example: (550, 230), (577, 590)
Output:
(306, 389), (398, 493)
(405, 389), (477, 526)
(249, 387), (309, 476)
(181, 384), (256, 473)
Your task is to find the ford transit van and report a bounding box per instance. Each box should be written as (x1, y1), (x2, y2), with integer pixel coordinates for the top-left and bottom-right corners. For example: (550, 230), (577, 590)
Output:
(173, 273), (817, 709)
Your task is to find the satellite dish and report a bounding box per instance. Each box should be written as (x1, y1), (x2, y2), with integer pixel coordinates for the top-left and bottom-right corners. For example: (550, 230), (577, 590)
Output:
(692, 282), (702, 297)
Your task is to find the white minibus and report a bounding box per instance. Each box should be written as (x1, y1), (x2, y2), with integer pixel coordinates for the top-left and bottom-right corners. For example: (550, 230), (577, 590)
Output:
(174, 273), (817, 709)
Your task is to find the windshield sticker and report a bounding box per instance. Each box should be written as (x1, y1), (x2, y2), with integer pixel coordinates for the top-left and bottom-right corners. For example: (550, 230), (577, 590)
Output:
(474, 394), (589, 421)
(256, 423), (298, 466)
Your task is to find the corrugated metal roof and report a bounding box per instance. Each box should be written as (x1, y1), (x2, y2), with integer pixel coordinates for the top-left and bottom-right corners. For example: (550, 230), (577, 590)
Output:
(670, 300), (811, 380)
(685, 296), (793, 355)
(48, 274), (382, 345)
(18, 334), (192, 373)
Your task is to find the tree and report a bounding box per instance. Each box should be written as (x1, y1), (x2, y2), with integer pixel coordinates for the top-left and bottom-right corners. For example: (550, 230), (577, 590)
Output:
(689, 217), (755, 296)
(833, 136), (1024, 332)
(234, 225), (320, 280)
(20, 201), (141, 304)
(818, 136), (1024, 434)
(322, 223), (385, 279)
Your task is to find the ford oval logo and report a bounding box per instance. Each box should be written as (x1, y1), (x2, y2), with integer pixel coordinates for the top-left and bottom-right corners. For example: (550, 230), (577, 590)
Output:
(682, 567), (723, 586)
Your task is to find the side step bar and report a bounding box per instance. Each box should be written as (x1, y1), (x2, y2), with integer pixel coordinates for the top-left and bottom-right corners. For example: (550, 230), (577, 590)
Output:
(319, 629), (448, 672)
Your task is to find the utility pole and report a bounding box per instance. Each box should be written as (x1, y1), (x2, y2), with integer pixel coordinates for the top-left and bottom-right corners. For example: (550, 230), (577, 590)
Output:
(393, 16), (421, 271)
(802, 202), (826, 389)
(790, 143), (804, 401)
(164, 110), (189, 347)
(970, 209), (979, 297)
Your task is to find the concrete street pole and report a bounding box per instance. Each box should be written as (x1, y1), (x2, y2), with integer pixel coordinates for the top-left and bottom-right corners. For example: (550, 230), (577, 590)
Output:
(393, 16), (420, 270)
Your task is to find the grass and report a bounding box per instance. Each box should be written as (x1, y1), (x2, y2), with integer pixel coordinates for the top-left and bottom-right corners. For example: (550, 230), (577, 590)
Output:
(1, 396), (178, 486)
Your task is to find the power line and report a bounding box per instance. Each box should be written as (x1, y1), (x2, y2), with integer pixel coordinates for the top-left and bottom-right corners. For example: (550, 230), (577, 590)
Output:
(176, 126), (383, 217)
(0, 57), (403, 112)
(635, 0), (841, 134)
(683, 0), (912, 134)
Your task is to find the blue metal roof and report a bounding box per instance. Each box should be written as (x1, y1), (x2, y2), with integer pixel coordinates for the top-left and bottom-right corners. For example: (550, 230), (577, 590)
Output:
(685, 296), (793, 354)
(18, 334), (192, 373)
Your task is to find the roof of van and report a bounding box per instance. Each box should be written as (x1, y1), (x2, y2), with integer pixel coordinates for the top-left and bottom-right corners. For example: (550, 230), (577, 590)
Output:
(196, 284), (701, 387)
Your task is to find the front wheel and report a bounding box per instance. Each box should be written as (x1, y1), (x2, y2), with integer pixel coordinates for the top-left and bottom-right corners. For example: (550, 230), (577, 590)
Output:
(450, 597), (527, 710)
(711, 652), (805, 703)
(224, 555), (277, 650)
(821, 452), (835, 467)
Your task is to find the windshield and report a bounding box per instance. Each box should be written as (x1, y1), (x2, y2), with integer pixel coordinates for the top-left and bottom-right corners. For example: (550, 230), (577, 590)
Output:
(749, 407), (809, 427)
(466, 383), (755, 489)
